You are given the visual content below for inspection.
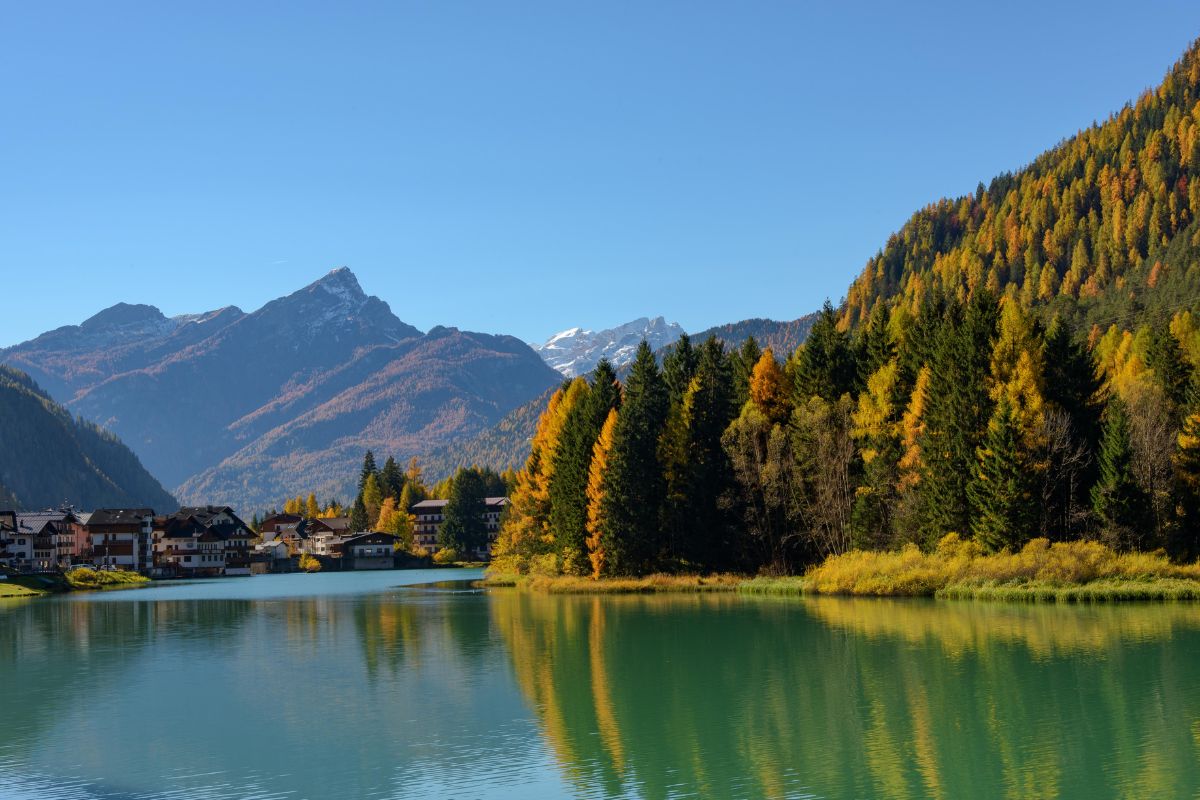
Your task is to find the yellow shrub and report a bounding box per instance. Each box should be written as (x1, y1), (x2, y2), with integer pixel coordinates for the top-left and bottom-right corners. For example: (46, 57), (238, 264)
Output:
(804, 537), (1200, 597)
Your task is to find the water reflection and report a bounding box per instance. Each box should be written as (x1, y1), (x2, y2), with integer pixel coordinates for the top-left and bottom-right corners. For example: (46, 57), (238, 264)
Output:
(2, 577), (1200, 799)
(489, 591), (1200, 800)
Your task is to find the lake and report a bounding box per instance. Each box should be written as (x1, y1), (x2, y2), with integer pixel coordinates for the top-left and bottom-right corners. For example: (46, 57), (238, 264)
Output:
(2, 569), (1199, 799)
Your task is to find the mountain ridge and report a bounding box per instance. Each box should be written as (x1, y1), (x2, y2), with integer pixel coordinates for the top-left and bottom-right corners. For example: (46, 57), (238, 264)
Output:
(2, 268), (560, 510)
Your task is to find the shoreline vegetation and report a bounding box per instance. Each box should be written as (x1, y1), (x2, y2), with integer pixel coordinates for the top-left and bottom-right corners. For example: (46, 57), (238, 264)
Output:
(0, 568), (150, 598)
(482, 535), (1200, 603)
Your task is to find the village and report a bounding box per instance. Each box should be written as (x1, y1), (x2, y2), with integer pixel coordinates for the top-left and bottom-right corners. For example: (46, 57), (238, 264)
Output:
(0, 497), (509, 578)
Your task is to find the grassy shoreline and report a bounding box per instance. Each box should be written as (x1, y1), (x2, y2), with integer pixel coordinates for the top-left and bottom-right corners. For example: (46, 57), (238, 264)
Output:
(0, 568), (150, 598)
(481, 536), (1200, 603)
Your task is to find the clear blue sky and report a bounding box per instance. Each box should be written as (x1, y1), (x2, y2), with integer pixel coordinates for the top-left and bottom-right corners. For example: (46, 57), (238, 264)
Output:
(2, 2), (1197, 347)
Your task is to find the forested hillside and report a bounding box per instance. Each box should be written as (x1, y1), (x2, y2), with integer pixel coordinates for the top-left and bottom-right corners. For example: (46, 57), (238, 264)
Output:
(842, 40), (1200, 339)
(0, 366), (177, 510)
(493, 41), (1200, 578)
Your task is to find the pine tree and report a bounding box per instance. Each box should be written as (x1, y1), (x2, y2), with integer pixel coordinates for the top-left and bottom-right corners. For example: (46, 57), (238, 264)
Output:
(602, 341), (669, 575)
(440, 467), (488, 556)
(662, 337), (735, 569)
(1091, 397), (1151, 549)
(793, 300), (855, 402)
(1173, 374), (1200, 559)
(969, 398), (1038, 551)
(662, 334), (698, 405)
(854, 302), (894, 392)
(731, 336), (763, 410)
(379, 456), (404, 500)
(350, 495), (369, 532)
(916, 292), (997, 544)
(585, 409), (618, 578)
(548, 361), (620, 575)
(1147, 324), (1192, 409)
(358, 451), (378, 494)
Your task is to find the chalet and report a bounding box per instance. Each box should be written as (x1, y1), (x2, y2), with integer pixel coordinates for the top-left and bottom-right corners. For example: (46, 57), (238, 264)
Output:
(340, 531), (397, 570)
(152, 506), (254, 577)
(297, 517), (351, 556)
(154, 515), (225, 577)
(11, 509), (89, 569)
(410, 497), (508, 559)
(88, 508), (155, 572)
(179, 506), (253, 576)
(259, 513), (305, 541)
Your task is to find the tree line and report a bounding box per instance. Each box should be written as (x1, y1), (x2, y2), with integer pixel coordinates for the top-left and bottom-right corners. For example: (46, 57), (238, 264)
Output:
(264, 452), (515, 558)
(495, 297), (1200, 578)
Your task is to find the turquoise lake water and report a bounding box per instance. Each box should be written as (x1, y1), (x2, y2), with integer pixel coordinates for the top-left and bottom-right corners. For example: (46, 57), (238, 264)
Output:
(3, 569), (1199, 799)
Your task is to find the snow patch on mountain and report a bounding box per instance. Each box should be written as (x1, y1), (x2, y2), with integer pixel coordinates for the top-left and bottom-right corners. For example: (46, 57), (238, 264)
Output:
(533, 317), (684, 377)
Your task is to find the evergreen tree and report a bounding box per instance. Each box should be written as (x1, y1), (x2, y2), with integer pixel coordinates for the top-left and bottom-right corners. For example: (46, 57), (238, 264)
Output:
(350, 495), (369, 532)
(440, 467), (488, 555)
(548, 361), (620, 575)
(916, 292), (998, 544)
(1042, 319), (1102, 538)
(662, 337), (735, 569)
(1173, 374), (1200, 559)
(358, 450), (378, 494)
(731, 336), (763, 410)
(662, 334), (698, 405)
(969, 398), (1038, 551)
(601, 341), (669, 574)
(1091, 397), (1152, 549)
(854, 302), (894, 392)
(1147, 324), (1192, 409)
(793, 300), (855, 402)
(379, 456), (404, 500)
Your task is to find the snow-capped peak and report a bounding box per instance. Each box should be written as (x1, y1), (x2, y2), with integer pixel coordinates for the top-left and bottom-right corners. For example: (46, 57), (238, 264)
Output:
(533, 317), (684, 377)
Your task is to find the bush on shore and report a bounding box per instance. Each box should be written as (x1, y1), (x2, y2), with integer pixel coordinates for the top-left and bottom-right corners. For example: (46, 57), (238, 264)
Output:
(803, 534), (1200, 599)
(65, 567), (149, 590)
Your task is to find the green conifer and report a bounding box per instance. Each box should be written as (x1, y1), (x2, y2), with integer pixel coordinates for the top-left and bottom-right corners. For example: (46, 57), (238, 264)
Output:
(1091, 397), (1151, 549)
(969, 398), (1038, 551)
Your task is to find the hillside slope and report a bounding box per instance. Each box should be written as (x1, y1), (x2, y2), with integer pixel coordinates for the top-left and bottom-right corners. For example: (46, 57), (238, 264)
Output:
(2, 269), (561, 509)
(841, 39), (1200, 333)
(0, 366), (177, 510)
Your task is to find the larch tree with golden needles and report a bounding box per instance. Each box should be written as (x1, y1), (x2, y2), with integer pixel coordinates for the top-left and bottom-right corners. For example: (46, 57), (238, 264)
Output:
(495, 380), (585, 569)
(585, 409), (618, 578)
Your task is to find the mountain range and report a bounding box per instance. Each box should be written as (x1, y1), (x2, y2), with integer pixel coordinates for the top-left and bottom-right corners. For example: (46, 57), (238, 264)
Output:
(1, 268), (561, 510)
(533, 317), (685, 377)
(425, 313), (818, 481)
